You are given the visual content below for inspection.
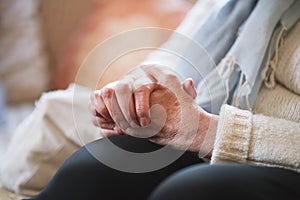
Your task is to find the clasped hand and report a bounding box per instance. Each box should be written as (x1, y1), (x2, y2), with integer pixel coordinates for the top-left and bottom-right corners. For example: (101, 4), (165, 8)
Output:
(90, 65), (217, 153)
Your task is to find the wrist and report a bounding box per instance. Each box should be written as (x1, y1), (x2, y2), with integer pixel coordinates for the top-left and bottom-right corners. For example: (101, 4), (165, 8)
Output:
(200, 113), (219, 158)
(189, 109), (219, 158)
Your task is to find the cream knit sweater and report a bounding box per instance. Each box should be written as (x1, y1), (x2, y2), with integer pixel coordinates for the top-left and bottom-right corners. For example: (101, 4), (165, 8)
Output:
(211, 21), (300, 173)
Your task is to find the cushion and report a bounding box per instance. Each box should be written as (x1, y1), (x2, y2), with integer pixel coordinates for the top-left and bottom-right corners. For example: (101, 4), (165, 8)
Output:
(0, 0), (50, 103)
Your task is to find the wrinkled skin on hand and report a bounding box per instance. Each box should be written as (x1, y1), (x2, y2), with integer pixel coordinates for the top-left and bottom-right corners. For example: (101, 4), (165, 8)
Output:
(90, 65), (217, 153)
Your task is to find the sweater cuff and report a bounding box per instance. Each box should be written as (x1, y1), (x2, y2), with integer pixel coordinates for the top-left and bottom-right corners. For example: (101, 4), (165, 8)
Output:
(211, 105), (253, 164)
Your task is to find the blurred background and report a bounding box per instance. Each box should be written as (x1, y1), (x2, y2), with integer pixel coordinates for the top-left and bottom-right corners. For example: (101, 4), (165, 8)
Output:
(0, 0), (225, 158)
(0, 0), (198, 153)
(0, 0), (224, 198)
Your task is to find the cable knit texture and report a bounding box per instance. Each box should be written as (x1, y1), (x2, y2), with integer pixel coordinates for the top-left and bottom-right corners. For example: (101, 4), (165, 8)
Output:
(211, 105), (300, 172)
(211, 21), (300, 173)
(275, 19), (300, 95)
(253, 84), (300, 122)
(211, 105), (252, 163)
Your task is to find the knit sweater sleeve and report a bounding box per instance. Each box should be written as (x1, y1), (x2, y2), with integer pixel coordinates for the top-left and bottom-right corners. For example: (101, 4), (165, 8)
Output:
(211, 104), (300, 173)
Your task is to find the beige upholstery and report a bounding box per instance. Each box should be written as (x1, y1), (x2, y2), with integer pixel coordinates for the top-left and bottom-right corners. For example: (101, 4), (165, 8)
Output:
(39, 0), (95, 67)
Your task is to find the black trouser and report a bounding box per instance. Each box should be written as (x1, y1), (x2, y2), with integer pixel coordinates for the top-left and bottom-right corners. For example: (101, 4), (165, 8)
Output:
(27, 135), (300, 200)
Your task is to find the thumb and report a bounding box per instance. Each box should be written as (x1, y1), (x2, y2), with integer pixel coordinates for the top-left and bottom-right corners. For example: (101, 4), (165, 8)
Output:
(182, 78), (197, 99)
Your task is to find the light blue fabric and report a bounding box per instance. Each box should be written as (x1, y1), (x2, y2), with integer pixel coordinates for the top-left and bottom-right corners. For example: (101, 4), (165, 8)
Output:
(174, 0), (257, 88)
(227, 0), (296, 110)
(174, 0), (300, 114)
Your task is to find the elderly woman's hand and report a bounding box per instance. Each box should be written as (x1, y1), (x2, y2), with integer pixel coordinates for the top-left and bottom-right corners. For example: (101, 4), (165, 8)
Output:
(90, 65), (196, 135)
(90, 65), (218, 154)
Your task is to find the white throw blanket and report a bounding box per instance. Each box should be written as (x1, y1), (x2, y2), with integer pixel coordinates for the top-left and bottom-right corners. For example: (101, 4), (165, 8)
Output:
(0, 84), (101, 196)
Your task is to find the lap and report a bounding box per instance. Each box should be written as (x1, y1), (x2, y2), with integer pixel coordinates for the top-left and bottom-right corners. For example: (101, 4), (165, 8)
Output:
(28, 135), (203, 200)
(150, 163), (300, 200)
(28, 135), (300, 200)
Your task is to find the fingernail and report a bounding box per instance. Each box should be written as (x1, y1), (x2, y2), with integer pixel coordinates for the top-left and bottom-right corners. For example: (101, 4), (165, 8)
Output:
(187, 78), (194, 88)
(140, 117), (149, 127)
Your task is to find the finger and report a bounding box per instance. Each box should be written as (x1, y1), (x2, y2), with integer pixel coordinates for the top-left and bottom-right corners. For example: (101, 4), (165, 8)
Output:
(95, 92), (113, 121)
(101, 129), (120, 137)
(101, 87), (131, 132)
(89, 101), (98, 117)
(92, 117), (115, 129)
(141, 65), (182, 90)
(133, 83), (157, 127)
(132, 73), (156, 127)
(89, 93), (99, 116)
(128, 97), (139, 126)
(182, 78), (197, 99)
(130, 70), (158, 127)
(90, 91), (112, 121)
(114, 77), (139, 128)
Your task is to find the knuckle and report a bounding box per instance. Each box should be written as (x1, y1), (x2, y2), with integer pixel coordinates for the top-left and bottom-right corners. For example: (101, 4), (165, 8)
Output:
(135, 86), (149, 95)
(135, 87), (145, 94)
(115, 82), (130, 93)
(165, 73), (178, 81)
(101, 88), (114, 98)
(99, 106), (107, 115)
